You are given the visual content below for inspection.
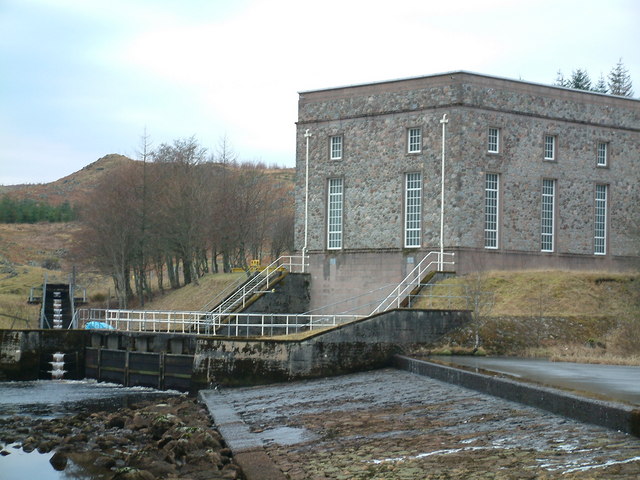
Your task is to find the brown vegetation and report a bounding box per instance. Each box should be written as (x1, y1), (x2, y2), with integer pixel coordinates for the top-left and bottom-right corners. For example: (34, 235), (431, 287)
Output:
(74, 138), (295, 308)
(0, 147), (295, 323)
(0, 154), (133, 206)
(414, 270), (640, 365)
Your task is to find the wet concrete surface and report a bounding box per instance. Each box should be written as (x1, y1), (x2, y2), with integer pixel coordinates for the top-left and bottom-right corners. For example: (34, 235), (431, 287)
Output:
(201, 369), (640, 479)
(434, 356), (640, 406)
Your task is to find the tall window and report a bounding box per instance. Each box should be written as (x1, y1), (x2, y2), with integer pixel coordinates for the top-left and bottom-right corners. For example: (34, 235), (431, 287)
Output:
(597, 142), (608, 167)
(408, 128), (422, 153)
(541, 179), (555, 252)
(595, 184), (607, 255)
(488, 128), (500, 153)
(544, 135), (556, 160)
(404, 173), (422, 248)
(327, 178), (343, 250)
(484, 173), (499, 249)
(330, 136), (343, 160)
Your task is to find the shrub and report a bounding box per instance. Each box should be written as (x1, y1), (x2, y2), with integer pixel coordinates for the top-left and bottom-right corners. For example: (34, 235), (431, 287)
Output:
(41, 258), (60, 270)
(608, 319), (640, 356)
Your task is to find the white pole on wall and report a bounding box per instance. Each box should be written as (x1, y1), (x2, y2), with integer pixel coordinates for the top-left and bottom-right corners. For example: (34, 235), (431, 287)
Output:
(439, 114), (448, 271)
(302, 129), (312, 273)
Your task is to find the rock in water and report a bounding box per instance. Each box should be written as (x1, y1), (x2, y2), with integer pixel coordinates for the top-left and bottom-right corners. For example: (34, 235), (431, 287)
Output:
(49, 450), (68, 471)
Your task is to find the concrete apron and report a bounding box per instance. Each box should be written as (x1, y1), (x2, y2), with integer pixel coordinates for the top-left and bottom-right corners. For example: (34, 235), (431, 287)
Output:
(200, 358), (639, 479)
(199, 389), (288, 480)
(392, 355), (640, 437)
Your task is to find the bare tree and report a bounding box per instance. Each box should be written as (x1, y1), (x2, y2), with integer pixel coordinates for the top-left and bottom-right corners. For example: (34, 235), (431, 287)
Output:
(77, 163), (143, 308)
(133, 129), (153, 306)
(152, 136), (209, 286)
(463, 270), (495, 350)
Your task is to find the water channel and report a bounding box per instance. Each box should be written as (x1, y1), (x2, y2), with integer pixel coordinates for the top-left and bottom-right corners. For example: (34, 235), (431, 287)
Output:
(0, 379), (177, 480)
(435, 356), (640, 405)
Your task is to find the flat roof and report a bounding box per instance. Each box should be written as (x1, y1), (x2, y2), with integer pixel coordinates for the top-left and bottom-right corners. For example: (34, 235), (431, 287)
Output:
(298, 70), (640, 103)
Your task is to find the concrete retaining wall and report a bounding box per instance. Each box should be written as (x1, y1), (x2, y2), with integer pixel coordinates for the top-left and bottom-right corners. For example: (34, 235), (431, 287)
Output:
(242, 273), (311, 314)
(0, 329), (87, 380)
(393, 355), (640, 437)
(193, 309), (470, 387)
(0, 310), (469, 390)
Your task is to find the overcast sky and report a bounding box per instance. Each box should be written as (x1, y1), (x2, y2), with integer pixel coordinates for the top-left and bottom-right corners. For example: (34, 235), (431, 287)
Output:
(1, 0), (638, 185)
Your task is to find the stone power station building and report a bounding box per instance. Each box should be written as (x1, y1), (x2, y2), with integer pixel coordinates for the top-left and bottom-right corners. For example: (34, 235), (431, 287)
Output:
(295, 71), (640, 314)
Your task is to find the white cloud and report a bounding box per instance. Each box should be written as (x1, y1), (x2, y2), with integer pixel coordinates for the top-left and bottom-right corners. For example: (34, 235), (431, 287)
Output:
(1, 0), (639, 184)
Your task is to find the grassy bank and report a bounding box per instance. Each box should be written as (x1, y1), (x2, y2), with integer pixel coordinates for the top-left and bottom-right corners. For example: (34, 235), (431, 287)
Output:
(412, 270), (640, 365)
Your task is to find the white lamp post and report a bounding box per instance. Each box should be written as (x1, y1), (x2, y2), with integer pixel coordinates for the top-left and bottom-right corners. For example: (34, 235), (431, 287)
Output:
(302, 129), (312, 273)
(439, 114), (448, 271)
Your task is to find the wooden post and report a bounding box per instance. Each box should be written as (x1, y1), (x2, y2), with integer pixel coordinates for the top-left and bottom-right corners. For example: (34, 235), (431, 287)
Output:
(159, 352), (165, 390)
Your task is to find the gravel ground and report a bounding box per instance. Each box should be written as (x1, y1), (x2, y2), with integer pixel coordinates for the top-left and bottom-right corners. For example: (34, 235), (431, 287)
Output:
(211, 368), (640, 480)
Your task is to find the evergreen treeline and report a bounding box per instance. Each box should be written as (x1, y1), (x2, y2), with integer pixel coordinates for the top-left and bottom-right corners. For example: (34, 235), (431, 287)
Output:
(555, 59), (634, 97)
(0, 195), (78, 223)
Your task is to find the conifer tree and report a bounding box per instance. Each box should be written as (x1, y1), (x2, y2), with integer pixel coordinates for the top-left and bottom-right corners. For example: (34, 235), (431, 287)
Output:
(554, 70), (568, 87)
(608, 58), (634, 97)
(593, 74), (608, 94)
(568, 68), (592, 91)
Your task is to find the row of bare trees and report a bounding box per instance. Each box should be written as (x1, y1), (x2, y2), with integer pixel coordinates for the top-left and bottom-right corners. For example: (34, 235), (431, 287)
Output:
(76, 136), (294, 308)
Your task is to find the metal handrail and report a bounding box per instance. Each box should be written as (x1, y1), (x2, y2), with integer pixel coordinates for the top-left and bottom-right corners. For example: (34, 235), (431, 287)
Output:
(200, 273), (250, 312)
(370, 251), (455, 315)
(77, 307), (360, 337)
(206, 255), (308, 318)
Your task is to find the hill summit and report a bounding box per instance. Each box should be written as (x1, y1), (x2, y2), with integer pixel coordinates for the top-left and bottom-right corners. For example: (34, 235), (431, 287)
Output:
(0, 154), (136, 206)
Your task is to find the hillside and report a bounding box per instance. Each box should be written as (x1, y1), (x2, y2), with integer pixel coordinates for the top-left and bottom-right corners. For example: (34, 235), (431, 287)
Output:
(0, 153), (294, 327)
(0, 154), (136, 206)
(0, 153), (296, 207)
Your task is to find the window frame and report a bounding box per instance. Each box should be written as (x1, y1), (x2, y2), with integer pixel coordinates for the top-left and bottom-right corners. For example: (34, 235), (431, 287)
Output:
(404, 172), (422, 248)
(594, 184), (607, 255)
(407, 128), (422, 154)
(541, 179), (556, 252)
(597, 142), (608, 167)
(484, 173), (499, 249)
(544, 135), (556, 161)
(329, 135), (343, 161)
(488, 128), (500, 154)
(327, 178), (344, 250)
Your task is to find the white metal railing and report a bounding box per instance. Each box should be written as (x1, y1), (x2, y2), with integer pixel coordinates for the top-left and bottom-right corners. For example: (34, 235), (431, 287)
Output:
(200, 273), (250, 312)
(202, 255), (308, 316)
(77, 308), (360, 337)
(370, 251), (455, 315)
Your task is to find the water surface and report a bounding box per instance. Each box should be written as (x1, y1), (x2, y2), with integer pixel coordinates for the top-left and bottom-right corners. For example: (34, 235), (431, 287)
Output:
(0, 379), (177, 479)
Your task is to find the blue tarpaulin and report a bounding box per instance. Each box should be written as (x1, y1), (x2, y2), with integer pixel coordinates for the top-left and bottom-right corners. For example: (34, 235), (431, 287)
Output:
(84, 321), (115, 330)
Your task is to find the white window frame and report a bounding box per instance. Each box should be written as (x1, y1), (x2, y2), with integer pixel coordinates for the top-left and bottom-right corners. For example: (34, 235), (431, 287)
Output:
(484, 173), (499, 249)
(544, 135), (556, 161)
(597, 142), (608, 167)
(404, 172), (422, 248)
(407, 128), (422, 153)
(488, 128), (500, 153)
(330, 135), (343, 160)
(595, 184), (607, 255)
(541, 179), (555, 252)
(327, 178), (343, 250)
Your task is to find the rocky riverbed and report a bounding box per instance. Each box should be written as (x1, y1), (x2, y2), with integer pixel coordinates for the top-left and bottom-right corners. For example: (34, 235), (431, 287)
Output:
(0, 395), (244, 480)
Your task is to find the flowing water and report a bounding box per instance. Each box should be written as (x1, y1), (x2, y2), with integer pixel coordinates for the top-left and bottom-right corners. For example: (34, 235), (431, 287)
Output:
(0, 379), (177, 480)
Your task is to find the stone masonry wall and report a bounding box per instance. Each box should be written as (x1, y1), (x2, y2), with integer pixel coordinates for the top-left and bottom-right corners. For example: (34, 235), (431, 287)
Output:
(294, 72), (640, 311)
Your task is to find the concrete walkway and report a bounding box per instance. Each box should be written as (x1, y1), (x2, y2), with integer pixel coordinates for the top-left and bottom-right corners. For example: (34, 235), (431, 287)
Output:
(435, 356), (640, 406)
